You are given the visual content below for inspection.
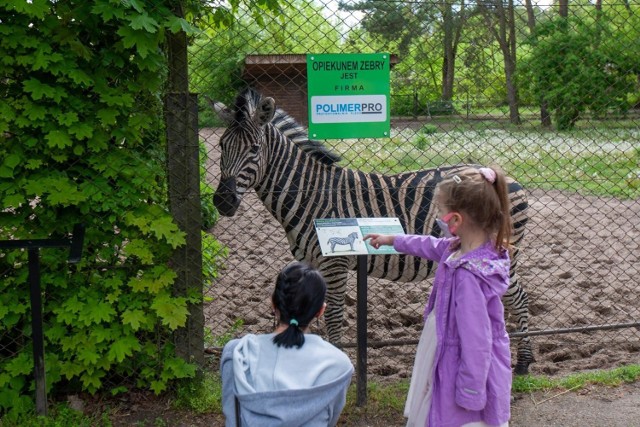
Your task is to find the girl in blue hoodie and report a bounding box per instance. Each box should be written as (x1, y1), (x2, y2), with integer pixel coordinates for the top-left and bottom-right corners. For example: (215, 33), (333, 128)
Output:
(221, 262), (354, 427)
(365, 166), (513, 427)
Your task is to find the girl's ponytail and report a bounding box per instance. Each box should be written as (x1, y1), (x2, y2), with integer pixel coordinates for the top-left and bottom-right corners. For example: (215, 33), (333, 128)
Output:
(272, 262), (327, 349)
(492, 167), (512, 251)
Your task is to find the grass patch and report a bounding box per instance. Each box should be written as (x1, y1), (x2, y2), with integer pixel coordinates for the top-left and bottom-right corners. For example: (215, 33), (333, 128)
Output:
(513, 364), (640, 393)
(0, 405), (112, 427)
(339, 380), (410, 424)
(172, 371), (223, 414)
(333, 125), (640, 199)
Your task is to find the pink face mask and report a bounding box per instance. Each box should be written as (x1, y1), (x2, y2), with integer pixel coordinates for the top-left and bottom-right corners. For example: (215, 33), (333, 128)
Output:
(436, 212), (459, 237)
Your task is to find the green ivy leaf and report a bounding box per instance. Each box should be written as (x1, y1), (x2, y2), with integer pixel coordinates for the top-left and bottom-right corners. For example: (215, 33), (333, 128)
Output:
(97, 108), (119, 125)
(122, 239), (154, 264)
(116, 26), (156, 58)
(80, 370), (103, 392)
(4, 353), (32, 376)
(45, 130), (73, 149)
(151, 293), (188, 330)
(67, 69), (94, 86)
(91, 2), (126, 21)
(68, 122), (94, 139)
(88, 301), (116, 324)
(78, 347), (100, 365)
(57, 112), (79, 127)
(166, 16), (199, 35)
(163, 357), (196, 379)
(150, 216), (186, 248)
(122, 309), (147, 331)
(108, 335), (141, 362)
(129, 13), (159, 33)
(23, 78), (66, 102)
(150, 380), (166, 395)
(9, 0), (49, 18)
(0, 154), (21, 178)
(122, 0), (145, 13)
(25, 158), (43, 170)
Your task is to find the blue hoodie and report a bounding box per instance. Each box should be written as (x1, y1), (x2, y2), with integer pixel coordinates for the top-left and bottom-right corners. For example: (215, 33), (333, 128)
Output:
(221, 333), (354, 427)
(394, 235), (512, 427)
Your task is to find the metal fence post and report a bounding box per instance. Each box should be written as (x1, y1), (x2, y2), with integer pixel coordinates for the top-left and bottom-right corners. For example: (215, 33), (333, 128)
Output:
(166, 13), (205, 366)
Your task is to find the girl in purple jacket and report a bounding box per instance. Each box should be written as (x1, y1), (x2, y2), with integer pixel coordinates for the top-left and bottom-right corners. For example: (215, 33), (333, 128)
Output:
(365, 166), (513, 427)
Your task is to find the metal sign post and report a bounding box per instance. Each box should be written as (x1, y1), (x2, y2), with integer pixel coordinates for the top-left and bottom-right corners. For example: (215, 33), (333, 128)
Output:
(314, 218), (404, 406)
(0, 224), (85, 416)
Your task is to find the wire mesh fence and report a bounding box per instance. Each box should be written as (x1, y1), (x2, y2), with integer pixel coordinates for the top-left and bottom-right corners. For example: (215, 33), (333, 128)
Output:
(1, 0), (639, 412)
(192, 0), (640, 381)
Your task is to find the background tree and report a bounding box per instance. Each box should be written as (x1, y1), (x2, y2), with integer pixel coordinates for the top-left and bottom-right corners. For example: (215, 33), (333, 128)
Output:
(478, 0), (521, 124)
(190, 0), (343, 125)
(340, 0), (473, 101)
(520, 14), (632, 130)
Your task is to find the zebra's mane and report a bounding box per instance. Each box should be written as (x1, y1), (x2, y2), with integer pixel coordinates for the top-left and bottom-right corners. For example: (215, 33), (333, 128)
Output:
(236, 88), (341, 165)
(271, 109), (342, 165)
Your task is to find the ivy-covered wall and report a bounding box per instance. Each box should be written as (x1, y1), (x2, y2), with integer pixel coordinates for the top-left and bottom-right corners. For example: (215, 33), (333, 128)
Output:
(0, 0), (200, 416)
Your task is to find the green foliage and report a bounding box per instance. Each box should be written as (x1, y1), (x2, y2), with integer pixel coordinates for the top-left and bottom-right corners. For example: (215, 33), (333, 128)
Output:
(0, 0), (216, 415)
(189, 0), (343, 120)
(199, 141), (219, 230)
(520, 15), (634, 130)
(0, 403), (112, 427)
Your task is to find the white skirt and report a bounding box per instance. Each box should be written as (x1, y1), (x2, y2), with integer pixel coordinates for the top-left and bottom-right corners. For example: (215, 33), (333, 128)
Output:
(404, 309), (508, 427)
(404, 310), (438, 427)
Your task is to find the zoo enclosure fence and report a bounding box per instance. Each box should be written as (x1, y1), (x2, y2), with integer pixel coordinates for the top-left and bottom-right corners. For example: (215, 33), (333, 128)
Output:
(185, 0), (640, 381)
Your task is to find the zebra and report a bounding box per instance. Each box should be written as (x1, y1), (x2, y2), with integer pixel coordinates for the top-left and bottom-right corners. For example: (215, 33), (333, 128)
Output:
(328, 232), (359, 253)
(209, 88), (534, 374)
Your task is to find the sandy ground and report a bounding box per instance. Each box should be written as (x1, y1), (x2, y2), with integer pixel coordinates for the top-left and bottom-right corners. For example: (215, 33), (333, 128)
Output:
(102, 127), (640, 427)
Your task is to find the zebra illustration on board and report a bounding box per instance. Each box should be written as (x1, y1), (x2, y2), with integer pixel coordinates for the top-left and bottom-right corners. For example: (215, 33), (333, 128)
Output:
(328, 232), (359, 253)
(209, 88), (534, 374)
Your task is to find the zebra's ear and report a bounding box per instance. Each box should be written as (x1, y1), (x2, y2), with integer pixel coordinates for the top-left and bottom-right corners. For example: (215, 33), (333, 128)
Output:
(257, 97), (276, 126)
(205, 96), (234, 124)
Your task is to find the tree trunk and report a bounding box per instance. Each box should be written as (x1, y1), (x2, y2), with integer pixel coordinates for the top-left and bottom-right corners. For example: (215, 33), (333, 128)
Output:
(559, 0), (569, 18)
(524, 0), (552, 127)
(441, 2), (455, 101)
(481, 1), (520, 124)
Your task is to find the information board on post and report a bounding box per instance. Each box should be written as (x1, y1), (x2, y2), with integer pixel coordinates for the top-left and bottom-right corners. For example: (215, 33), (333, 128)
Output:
(314, 218), (405, 257)
(307, 53), (390, 139)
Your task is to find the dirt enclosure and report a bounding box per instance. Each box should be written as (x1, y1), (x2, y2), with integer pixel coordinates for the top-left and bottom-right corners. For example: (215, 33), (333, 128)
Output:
(202, 127), (640, 380)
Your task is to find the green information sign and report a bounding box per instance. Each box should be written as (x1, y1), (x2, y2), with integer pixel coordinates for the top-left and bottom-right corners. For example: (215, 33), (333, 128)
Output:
(307, 53), (390, 139)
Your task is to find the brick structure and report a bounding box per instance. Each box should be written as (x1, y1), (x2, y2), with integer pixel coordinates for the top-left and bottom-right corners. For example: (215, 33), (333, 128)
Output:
(242, 54), (399, 126)
(242, 54), (309, 124)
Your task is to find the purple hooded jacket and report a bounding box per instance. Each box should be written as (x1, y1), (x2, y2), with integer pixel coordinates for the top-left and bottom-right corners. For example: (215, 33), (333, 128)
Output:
(394, 234), (512, 427)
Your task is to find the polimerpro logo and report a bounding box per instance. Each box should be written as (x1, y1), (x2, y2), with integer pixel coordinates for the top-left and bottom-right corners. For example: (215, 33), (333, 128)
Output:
(311, 95), (387, 124)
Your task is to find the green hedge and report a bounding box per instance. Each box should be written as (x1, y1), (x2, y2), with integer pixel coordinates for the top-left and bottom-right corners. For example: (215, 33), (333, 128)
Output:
(0, 0), (201, 418)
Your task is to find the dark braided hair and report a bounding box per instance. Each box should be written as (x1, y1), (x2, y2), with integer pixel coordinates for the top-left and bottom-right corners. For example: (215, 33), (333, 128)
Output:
(272, 262), (327, 349)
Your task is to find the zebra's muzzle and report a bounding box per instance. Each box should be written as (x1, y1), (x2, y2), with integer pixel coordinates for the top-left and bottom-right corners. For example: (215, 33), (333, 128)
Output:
(214, 177), (241, 216)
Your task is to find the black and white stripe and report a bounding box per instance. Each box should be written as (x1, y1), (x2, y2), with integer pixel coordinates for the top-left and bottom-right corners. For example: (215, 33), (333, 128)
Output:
(211, 88), (533, 374)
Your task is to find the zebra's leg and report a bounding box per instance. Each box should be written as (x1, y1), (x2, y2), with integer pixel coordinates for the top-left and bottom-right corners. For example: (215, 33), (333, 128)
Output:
(317, 257), (350, 344)
(504, 258), (535, 375)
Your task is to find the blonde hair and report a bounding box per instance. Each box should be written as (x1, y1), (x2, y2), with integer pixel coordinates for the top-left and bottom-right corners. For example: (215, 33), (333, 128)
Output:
(435, 166), (512, 251)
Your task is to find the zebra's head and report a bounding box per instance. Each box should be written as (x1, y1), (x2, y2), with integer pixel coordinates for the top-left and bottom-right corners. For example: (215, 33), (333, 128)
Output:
(209, 88), (276, 216)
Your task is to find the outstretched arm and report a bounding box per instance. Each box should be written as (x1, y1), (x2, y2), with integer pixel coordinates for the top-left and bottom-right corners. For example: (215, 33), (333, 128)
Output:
(363, 233), (396, 249)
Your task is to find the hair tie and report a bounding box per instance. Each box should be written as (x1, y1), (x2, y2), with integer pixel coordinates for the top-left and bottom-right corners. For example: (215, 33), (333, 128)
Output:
(289, 319), (299, 327)
(479, 167), (496, 184)
(452, 175), (462, 184)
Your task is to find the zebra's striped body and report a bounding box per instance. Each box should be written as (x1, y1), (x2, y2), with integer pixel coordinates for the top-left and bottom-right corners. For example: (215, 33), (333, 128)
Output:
(211, 88), (533, 374)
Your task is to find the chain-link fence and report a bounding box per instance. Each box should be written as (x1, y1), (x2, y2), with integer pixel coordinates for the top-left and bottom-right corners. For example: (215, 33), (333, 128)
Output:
(192, 0), (640, 381)
(2, 1), (639, 413)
